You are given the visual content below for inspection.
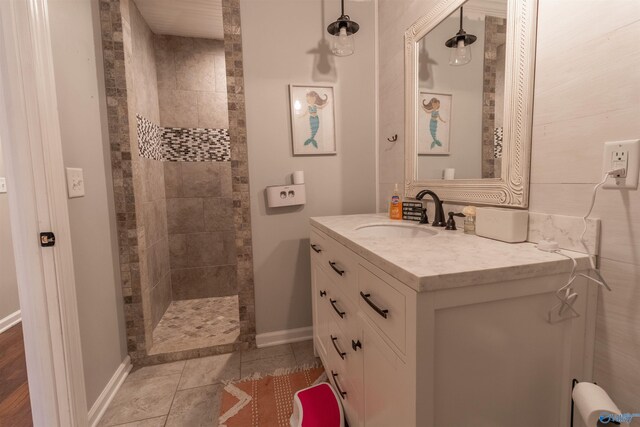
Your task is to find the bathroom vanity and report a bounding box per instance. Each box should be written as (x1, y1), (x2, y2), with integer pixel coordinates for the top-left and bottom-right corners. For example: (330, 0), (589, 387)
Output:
(310, 214), (597, 427)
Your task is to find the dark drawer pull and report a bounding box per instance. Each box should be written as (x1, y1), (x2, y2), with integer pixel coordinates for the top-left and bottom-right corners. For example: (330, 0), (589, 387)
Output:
(328, 261), (345, 276)
(351, 339), (362, 351)
(330, 299), (345, 318)
(311, 244), (322, 253)
(320, 290), (326, 297)
(360, 292), (389, 319)
(331, 335), (346, 360)
(331, 371), (347, 399)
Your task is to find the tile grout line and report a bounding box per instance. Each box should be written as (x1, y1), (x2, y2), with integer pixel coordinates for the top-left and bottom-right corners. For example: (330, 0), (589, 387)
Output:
(162, 361), (188, 426)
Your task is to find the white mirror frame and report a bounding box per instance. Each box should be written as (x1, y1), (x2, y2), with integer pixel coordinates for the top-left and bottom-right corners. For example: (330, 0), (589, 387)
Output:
(404, 0), (538, 207)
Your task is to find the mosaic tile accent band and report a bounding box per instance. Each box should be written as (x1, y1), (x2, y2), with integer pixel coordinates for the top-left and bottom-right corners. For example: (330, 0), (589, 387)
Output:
(164, 127), (230, 161)
(494, 126), (503, 159)
(137, 114), (230, 162)
(137, 115), (163, 160)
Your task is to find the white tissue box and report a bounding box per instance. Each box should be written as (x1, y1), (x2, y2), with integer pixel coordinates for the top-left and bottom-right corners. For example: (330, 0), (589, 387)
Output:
(475, 207), (528, 243)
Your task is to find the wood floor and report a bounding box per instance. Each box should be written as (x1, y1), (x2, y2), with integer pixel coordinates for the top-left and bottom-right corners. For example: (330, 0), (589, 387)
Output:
(0, 323), (32, 427)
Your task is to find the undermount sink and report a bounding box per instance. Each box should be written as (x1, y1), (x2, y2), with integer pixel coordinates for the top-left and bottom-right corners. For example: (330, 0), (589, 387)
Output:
(354, 223), (438, 239)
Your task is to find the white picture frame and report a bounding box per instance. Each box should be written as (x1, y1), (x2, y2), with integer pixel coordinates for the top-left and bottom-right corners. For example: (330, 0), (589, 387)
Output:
(418, 91), (452, 155)
(289, 84), (336, 156)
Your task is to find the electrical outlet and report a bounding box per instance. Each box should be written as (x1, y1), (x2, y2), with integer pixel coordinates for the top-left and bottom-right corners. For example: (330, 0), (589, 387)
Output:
(602, 139), (640, 190)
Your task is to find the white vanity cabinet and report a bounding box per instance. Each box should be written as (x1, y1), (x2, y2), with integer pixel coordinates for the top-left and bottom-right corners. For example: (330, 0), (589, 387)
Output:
(310, 218), (597, 427)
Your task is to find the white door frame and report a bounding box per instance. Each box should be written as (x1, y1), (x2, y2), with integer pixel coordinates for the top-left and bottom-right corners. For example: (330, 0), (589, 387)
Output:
(0, 0), (88, 426)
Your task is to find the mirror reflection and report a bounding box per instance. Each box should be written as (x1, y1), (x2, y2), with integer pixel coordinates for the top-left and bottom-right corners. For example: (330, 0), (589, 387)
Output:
(416, 0), (507, 181)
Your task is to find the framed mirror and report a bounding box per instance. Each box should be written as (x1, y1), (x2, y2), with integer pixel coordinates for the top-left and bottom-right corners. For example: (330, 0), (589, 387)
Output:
(404, 0), (538, 207)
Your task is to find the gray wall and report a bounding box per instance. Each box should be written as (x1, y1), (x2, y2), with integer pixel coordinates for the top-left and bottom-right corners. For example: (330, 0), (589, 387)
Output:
(0, 139), (20, 321)
(378, 0), (640, 412)
(240, 0), (377, 335)
(48, 0), (127, 409)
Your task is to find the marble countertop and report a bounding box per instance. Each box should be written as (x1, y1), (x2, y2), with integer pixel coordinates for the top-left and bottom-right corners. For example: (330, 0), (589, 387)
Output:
(310, 213), (591, 292)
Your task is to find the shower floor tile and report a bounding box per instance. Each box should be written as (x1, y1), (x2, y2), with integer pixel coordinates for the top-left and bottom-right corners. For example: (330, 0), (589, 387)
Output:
(149, 296), (240, 355)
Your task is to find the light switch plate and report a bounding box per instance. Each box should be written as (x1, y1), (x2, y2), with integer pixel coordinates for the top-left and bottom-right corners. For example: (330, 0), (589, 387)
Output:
(0, 177), (6, 194)
(66, 167), (85, 198)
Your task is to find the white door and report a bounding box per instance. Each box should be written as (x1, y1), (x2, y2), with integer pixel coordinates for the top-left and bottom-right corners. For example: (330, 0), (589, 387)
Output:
(0, 0), (88, 425)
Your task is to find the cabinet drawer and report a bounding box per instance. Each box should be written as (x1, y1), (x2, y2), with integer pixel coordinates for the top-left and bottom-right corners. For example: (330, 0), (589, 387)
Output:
(323, 236), (359, 304)
(326, 328), (361, 427)
(325, 285), (355, 336)
(357, 264), (406, 354)
(310, 229), (327, 265)
(325, 316), (350, 371)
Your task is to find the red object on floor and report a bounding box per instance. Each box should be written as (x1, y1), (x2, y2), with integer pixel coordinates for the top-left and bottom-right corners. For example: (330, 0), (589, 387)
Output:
(291, 382), (344, 427)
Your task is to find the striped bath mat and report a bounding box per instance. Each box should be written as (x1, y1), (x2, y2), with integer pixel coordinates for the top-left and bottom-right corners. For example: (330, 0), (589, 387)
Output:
(218, 365), (326, 427)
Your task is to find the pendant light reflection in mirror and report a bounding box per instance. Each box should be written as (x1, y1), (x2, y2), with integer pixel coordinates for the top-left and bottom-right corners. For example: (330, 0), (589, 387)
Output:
(445, 6), (477, 66)
(327, 0), (359, 56)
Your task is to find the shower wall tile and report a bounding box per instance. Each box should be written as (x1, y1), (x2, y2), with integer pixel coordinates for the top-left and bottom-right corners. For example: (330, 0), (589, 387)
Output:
(188, 232), (236, 266)
(151, 272), (172, 328)
(168, 234), (188, 269)
(214, 55), (227, 94)
(141, 199), (168, 247)
(197, 92), (229, 129)
(154, 34), (227, 129)
(163, 162), (181, 198)
(155, 46), (176, 90)
(175, 49), (216, 92)
(171, 265), (238, 300)
(158, 88), (199, 129)
(219, 163), (232, 198)
(203, 198), (234, 232)
(140, 158), (166, 202)
(167, 198), (204, 234)
(180, 163), (222, 198)
(169, 232), (236, 268)
(147, 237), (170, 287)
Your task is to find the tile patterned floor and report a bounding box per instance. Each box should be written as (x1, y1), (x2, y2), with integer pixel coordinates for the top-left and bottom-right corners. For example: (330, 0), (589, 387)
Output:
(99, 340), (320, 427)
(150, 296), (240, 355)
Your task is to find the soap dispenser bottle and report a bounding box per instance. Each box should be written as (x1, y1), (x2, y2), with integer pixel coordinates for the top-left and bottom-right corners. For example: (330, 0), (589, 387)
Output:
(389, 183), (402, 220)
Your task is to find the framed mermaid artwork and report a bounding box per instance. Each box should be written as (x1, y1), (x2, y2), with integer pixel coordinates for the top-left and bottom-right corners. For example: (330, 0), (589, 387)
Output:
(417, 91), (452, 155)
(289, 84), (337, 155)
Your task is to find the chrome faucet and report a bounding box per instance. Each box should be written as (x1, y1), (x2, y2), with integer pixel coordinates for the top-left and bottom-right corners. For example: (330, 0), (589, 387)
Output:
(414, 189), (446, 227)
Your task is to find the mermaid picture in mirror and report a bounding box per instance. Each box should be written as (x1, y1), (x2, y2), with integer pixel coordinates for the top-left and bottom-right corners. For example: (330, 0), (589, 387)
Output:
(422, 98), (446, 149)
(300, 91), (329, 148)
(418, 92), (451, 155)
(289, 85), (336, 155)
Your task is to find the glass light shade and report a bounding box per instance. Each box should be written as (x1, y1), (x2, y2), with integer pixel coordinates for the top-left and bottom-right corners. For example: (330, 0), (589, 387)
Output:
(331, 27), (355, 57)
(449, 38), (471, 66)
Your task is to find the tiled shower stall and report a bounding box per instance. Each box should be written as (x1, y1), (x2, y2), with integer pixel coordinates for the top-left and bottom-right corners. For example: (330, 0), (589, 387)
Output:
(101, 0), (255, 364)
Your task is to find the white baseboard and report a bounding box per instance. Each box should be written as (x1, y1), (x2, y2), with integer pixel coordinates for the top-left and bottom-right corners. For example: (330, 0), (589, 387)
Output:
(0, 310), (21, 334)
(88, 356), (132, 427)
(256, 326), (313, 348)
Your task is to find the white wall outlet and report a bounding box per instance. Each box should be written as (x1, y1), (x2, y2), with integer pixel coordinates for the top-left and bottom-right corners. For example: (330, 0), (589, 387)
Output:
(65, 167), (85, 198)
(602, 139), (640, 190)
(0, 177), (6, 194)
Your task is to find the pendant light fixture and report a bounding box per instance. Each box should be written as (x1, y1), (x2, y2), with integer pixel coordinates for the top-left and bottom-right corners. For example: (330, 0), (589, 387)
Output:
(445, 6), (476, 66)
(327, 0), (359, 57)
